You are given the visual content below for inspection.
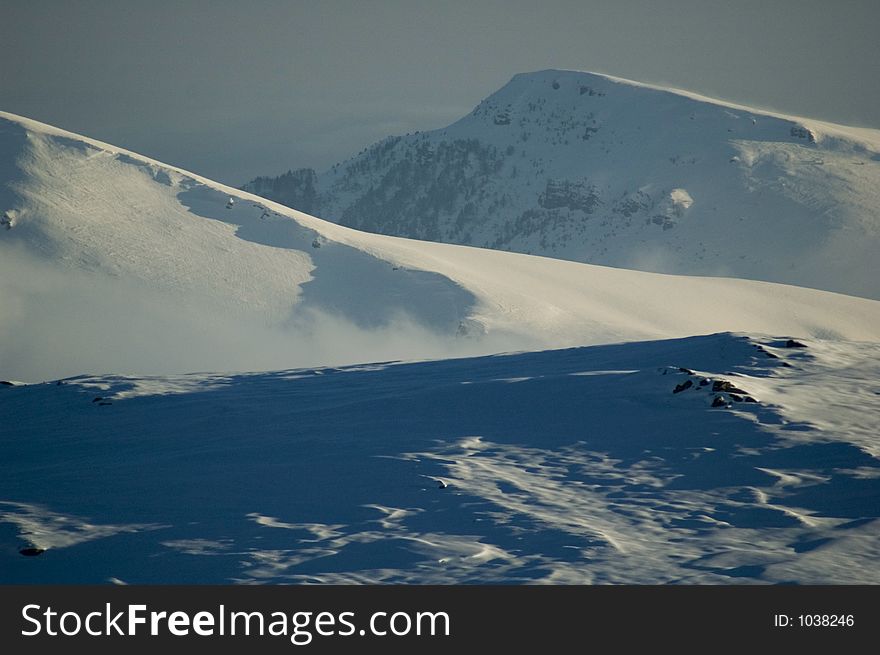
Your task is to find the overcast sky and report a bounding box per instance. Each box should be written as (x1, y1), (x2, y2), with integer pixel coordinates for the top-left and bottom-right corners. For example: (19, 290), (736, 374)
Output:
(2, 0), (878, 184)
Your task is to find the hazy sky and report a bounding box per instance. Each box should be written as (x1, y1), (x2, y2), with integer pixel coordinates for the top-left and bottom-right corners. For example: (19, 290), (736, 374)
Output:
(2, 0), (878, 184)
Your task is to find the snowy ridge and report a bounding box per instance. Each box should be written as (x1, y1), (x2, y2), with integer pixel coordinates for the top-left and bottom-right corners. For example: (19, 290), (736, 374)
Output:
(244, 69), (880, 299)
(569, 68), (880, 151)
(2, 110), (880, 383)
(2, 333), (879, 584)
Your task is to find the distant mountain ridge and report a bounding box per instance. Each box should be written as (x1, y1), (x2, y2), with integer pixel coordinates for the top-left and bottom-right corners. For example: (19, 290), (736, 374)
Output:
(243, 69), (880, 299)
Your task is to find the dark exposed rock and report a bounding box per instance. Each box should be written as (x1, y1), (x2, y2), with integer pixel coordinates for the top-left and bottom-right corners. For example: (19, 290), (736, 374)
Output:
(539, 179), (601, 213)
(92, 396), (103, 403)
(612, 194), (651, 217)
(329, 137), (505, 242)
(579, 85), (604, 97)
(678, 367), (695, 375)
(19, 547), (45, 557)
(782, 362), (793, 368)
(744, 396), (758, 403)
(699, 378), (710, 386)
(785, 339), (807, 348)
(0, 380), (13, 386)
(712, 380), (747, 394)
(241, 168), (320, 215)
(711, 395), (728, 408)
(673, 380), (693, 394)
(730, 394), (743, 402)
(650, 214), (676, 230)
(790, 126), (816, 143)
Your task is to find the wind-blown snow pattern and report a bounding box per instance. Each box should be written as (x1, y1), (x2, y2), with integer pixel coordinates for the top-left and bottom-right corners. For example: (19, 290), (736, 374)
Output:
(2, 333), (879, 584)
(2, 110), (880, 382)
(244, 69), (880, 300)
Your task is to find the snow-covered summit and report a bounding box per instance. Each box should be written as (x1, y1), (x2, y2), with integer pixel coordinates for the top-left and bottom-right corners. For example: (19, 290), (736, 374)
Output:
(244, 69), (880, 299)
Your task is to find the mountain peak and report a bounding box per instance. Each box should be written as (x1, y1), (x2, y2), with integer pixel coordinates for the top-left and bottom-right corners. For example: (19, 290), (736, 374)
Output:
(242, 73), (880, 300)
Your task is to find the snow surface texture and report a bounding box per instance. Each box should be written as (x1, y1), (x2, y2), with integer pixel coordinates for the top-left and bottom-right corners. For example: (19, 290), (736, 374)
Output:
(244, 69), (880, 300)
(2, 111), (880, 383)
(2, 333), (879, 584)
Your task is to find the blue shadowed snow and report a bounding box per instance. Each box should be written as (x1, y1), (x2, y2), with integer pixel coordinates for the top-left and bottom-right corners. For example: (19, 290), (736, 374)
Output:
(2, 333), (878, 584)
(179, 185), (477, 331)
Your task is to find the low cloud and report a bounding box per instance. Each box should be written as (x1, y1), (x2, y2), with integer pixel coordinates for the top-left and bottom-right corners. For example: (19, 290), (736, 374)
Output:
(0, 244), (533, 383)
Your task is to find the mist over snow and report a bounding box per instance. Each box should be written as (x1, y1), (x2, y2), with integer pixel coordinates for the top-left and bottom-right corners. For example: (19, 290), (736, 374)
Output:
(0, 244), (532, 382)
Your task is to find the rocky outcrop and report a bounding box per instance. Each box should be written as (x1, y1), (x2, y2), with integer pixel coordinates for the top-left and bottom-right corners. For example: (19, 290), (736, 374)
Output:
(673, 379), (693, 393)
(539, 179), (601, 213)
(242, 168), (320, 215)
(712, 380), (748, 394)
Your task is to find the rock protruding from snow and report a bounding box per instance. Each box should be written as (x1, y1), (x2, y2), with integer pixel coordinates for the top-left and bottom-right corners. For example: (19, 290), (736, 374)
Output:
(1, 209), (16, 229)
(19, 547), (45, 557)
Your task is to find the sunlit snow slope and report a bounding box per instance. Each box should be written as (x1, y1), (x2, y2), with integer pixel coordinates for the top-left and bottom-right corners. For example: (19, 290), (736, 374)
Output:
(2, 333), (879, 584)
(2, 111), (880, 382)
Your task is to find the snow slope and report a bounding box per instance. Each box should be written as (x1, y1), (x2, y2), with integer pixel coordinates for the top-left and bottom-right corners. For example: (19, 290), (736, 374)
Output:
(2, 333), (879, 584)
(2, 110), (880, 383)
(244, 69), (880, 299)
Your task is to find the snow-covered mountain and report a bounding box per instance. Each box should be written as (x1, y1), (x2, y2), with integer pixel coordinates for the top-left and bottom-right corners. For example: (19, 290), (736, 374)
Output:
(1, 111), (879, 586)
(2, 110), (880, 383)
(3, 332), (880, 584)
(243, 69), (880, 300)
